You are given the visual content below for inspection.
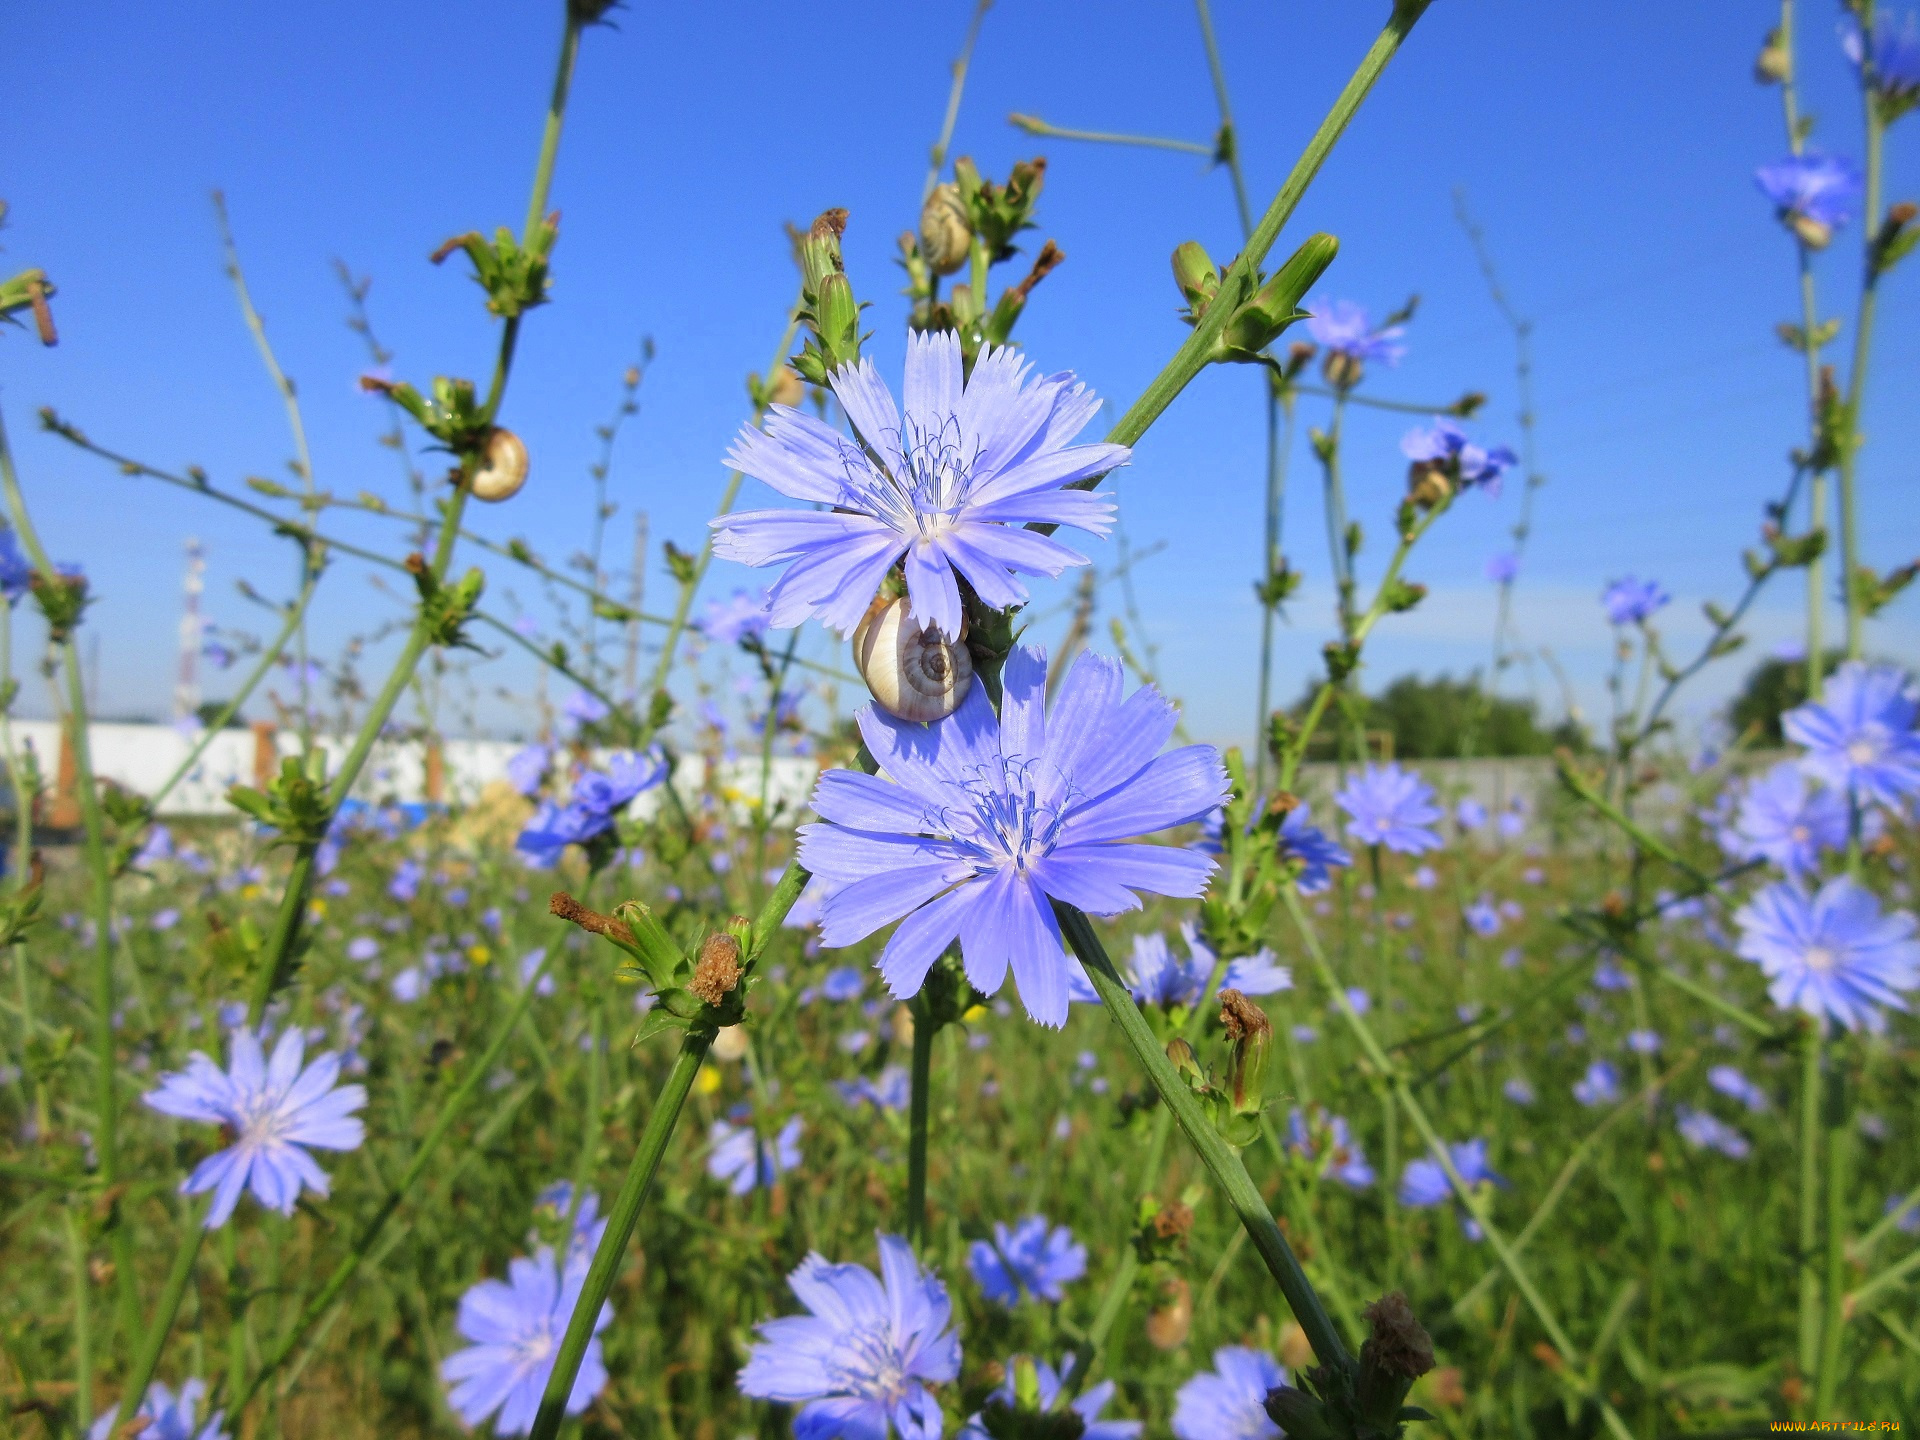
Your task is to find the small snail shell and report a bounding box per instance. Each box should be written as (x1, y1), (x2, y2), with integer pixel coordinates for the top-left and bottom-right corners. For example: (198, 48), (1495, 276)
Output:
(852, 595), (973, 723)
(470, 427), (529, 502)
(919, 183), (972, 277)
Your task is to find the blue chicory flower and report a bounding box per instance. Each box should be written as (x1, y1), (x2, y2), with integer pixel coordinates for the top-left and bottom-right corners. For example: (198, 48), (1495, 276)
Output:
(1707, 1064), (1769, 1112)
(1399, 1137), (1504, 1209)
(505, 744), (552, 797)
(1304, 298), (1406, 367)
(441, 1244), (611, 1435)
(1485, 551), (1519, 584)
(516, 751), (670, 868)
(834, 1065), (911, 1112)
(1724, 760), (1849, 877)
(1842, 12), (1920, 108)
(738, 1233), (960, 1440)
(561, 689), (610, 728)
(389, 858), (422, 902)
(1171, 1346), (1286, 1440)
(1783, 661), (1920, 810)
(712, 331), (1125, 639)
(143, 1027), (366, 1228)
(799, 647), (1226, 1027)
(958, 1355), (1140, 1440)
(1602, 576), (1670, 626)
(699, 587), (774, 645)
(820, 966), (866, 1002)
(1335, 763), (1444, 855)
(1286, 1106), (1375, 1189)
(1280, 803), (1350, 893)
(1400, 417), (1517, 496)
(969, 1214), (1087, 1306)
(707, 1116), (805, 1196)
(1675, 1105), (1752, 1160)
(1464, 896), (1502, 937)
(87, 1379), (227, 1440)
(1734, 875), (1920, 1032)
(1574, 1059), (1623, 1107)
(1755, 152), (1865, 242)
(1067, 924), (1290, 1009)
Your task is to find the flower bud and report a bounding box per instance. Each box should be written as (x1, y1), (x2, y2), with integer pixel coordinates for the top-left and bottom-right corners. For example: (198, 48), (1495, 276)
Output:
(1322, 350), (1363, 390)
(1788, 212), (1833, 250)
(919, 183), (973, 277)
(1145, 1274), (1193, 1350)
(689, 933), (743, 1006)
(1166, 1037), (1203, 1086)
(767, 366), (804, 408)
(1355, 1290), (1436, 1430)
(1407, 459), (1452, 510)
(1264, 1385), (1336, 1440)
(1755, 29), (1790, 83)
(1220, 990), (1272, 1115)
(470, 427), (529, 502)
(1172, 240), (1220, 318)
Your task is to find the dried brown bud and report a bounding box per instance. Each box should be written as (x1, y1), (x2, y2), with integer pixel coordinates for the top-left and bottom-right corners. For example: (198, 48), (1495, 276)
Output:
(1151, 1199), (1195, 1242)
(1267, 790), (1302, 820)
(689, 933), (743, 1006)
(1889, 201), (1918, 228)
(548, 891), (637, 947)
(1361, 1291), (1436, 1381)
(1219, 989), (1272, 1044)
(1426, 1366), (1467, 1409)
(768, 366), (805, 408)
(1407, 460), (1452, 511)
(1531, 1340), (1565, 1374)
(1322, 349), (1363, 391)
(1277, 1320), (1315, 1372)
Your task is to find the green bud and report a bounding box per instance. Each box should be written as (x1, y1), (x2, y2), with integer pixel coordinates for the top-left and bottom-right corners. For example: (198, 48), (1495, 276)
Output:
(1217, 233), (1339, 363)
(1172, 241), (1220, 321)
(1219, 989), (1272, 1116)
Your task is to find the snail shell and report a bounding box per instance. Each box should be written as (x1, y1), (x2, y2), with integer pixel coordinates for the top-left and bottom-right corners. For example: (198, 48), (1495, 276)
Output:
(470, 427), (529, 502)
(919, 183), (973, 277)
(852, 595), (973, 723)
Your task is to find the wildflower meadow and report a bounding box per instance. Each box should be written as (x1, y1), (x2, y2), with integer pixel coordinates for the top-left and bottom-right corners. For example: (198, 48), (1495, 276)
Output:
(4, 3), (1920, 1438)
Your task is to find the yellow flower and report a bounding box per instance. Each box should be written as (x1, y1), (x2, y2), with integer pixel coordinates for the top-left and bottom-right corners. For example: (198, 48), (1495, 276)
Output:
(467, 944), (492, 966)
(962, 1004), (988, 1023)
(694, 1065), (722, 1097)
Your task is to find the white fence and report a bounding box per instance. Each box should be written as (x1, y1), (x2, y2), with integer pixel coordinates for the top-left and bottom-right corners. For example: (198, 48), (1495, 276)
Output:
(2, 721), (819, 821)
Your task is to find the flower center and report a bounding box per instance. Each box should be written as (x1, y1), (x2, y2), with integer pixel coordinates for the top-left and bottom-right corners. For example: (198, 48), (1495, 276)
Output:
(1790, 824), (1810, 843)
(837, 414), (981, 541)
(1846, 737), (1879, 766)
(829, 1322), (908, 1404)
(949, 757), (1070, 874)
(1803, 944), (1837, 973)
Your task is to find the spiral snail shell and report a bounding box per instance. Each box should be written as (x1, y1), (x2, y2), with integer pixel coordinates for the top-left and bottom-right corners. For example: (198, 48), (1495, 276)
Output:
(852, 595), (974, 723)
(470, 427), (529, 503)
(918, 182), (973, 278)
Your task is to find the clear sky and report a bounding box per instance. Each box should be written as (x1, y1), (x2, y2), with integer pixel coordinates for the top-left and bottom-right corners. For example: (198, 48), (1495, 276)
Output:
(5, 0), (1917, 745)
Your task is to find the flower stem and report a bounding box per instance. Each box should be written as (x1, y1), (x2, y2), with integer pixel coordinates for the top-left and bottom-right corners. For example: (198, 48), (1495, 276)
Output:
(115, 1198), (213, 1428)
(1053, 901), (1353, 1376)
(906, 995), (937, 1249)
(1838, 7), (1885, 663)
(66, 1209), (93, 1434)
(1097, 1), (1432, 454)
(1797, 1021), (1825, 1390)
(1815, 1047), (1852, 1414)
(526, 1031), (711, 1440)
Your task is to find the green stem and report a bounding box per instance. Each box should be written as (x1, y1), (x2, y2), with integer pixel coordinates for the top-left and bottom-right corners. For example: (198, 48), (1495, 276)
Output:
(526, 1031), (711, 1440)
(923, 0), (993, 200)
(1095, 1), (1432, 455)
(906, 997), (937, 1248)
(115, 1201), (212, 1427)
(1054, 901), (1352, 1375)
(1837, 8), (1884, 662)
(1815, 1051), (1851, 1414)
(68, 1209), (94, 1434)
(1796, 1022), (1825, 1386)
(524, 11), (582, 239)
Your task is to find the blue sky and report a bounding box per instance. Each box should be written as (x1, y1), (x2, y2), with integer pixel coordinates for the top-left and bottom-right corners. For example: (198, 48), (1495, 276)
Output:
(5, 0), (1916, 744)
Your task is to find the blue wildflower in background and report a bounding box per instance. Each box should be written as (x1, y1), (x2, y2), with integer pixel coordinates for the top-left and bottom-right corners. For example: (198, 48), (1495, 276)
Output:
(1171, 1346), (1286, 1440)
(834, 1065), (910, 1112)
(1464, 896), (1502, 937)
(969, 1214), (1087, 1306)
(144, 1027), (366, 1228)
(1734, 875), (1920, 1032)
(1280, 803), (1350, 893)
(1602, 576), (1671, 626)
(1726, 761), (1848, 877)
(1286, 1106), (1375, 1189)
(707, 1116), (805, 1195)
(517, 751), (669, 868)
(1400, 417), (1518, 495)
(1676, 1106), (1752, 1160)
(699, 587), (773, 645)
(0, 526), (32, 601)
(1486, 551), (1519, 584)
(800, 647), (1226, 1026)
(1400, 1137), (1504, 1208)
(441, 1244), (611, 1435)
(820, 966), (866, 1002)
(1842, 13), (1920, 109)
(87, 1379), (227, 1440)
(738, 1233), (960, 1440)
(505, 744), (551, 797)
(712, 331), (1126, 639)
(1068, 924), (1290, 1008)
(388, 858), (422, 902)
(1783, 661), (1920, 810)
(1708, 1064), (1770, 1112)
(561, 689), (610, 728)
(958, 1355), (1140, 1440)
(1305, 297), (1406, 368)
(1574, 1060), (1623, 1108)
(1335, 764), (1444, 855)
(1756, 151), (1865, 247)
